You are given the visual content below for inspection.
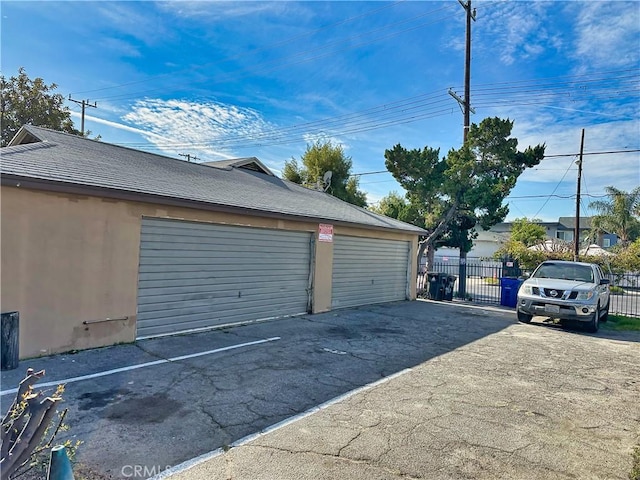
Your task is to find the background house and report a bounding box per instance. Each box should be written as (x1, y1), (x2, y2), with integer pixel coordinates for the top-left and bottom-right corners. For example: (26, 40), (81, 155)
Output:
(435, 217), (618, 260)
(1, 126), (425, 358)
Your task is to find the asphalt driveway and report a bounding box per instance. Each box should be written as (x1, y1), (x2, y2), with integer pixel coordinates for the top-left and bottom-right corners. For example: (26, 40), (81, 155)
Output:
(1, 300), (638, 479)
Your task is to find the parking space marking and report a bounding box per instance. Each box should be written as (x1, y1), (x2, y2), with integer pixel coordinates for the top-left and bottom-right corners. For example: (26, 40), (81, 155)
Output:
(0, 337), (281, 397)
(150, 366), (415, 480)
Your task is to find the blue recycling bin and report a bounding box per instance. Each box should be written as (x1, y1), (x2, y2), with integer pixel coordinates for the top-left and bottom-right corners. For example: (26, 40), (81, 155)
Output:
(500, 278), (523, 308)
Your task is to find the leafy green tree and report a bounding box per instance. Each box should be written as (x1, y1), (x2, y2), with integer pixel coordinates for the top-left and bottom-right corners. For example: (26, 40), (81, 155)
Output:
(495, 240), (544, 271)
(589, 186), (640, 247)
(612, 238), (640, 272)
(369, 192), (424, 226)
(283, 140), (367, 207)
(384, 117), (545, 271)
(494, 239), (572, 271)
(510, 217), (546, 247)
(1, 68), (81, 146)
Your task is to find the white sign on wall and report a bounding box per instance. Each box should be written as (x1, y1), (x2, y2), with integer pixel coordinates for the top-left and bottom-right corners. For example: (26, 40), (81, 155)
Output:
(318, 224), (334, 242)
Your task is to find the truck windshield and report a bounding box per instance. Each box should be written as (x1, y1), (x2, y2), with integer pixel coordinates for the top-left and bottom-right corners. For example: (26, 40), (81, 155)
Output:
(533, 264), (594, 282)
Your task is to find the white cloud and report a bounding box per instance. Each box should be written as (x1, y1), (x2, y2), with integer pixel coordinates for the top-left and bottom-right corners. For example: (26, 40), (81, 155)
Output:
(158, 1), (297, 19)
(98, 37), (142, 58)
(513, 116), (639, 195)
(479, 1), (558, 66)
(572, 1), (640, 69)
(71, 112), (170, 142)
(121, 99), (275, 160)
(95, 3), (170, 45)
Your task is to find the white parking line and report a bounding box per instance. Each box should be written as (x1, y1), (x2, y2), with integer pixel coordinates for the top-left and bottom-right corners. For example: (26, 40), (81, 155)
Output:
(0, 337), (281, 397)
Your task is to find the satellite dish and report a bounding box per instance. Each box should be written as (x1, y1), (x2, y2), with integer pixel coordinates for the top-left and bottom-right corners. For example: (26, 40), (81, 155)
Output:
(322, 171), (333, 191)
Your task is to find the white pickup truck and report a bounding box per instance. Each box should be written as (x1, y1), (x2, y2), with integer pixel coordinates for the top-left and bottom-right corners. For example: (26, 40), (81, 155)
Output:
(516, 260), (610, 333)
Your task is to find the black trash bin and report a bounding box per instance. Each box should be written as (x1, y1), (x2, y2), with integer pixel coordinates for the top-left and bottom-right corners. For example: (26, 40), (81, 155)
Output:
(1, 311), (19, 371)
(502, 259), (522, 278)
(443, 275), (457, 301)
(427, 272), (445, 301)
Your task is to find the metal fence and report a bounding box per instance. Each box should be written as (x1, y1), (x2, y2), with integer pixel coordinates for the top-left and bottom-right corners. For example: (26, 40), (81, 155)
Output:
(606, 273), (640, 318)
(417, 258), (640, 318)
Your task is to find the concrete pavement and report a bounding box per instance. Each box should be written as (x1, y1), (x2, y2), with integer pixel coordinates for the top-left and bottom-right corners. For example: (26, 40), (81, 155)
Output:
(1, 300), (638, 479)
(160, 303), (640, 480)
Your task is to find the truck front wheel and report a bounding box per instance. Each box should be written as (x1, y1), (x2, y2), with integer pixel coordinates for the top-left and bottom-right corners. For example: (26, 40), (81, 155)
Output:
(517, 310), (532, 323)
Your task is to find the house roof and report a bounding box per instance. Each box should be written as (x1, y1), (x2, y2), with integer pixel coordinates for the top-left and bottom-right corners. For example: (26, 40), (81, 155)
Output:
(202, 157), (275, 176)
(1, 125), (425, 234)
(492, 217), (594, 232)
(557, 216), (593, 230)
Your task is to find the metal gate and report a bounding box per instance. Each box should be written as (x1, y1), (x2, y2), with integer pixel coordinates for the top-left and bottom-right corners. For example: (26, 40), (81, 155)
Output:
(137, 218), (312, 338)
(331, 236), (410, 309)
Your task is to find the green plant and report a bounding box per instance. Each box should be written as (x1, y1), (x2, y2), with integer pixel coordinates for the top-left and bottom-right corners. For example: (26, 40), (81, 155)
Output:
(610, 285), (625, 295)
(603, 314), (640, 332)
(483, 277), (500, 286)
(630, 444), (640, 480)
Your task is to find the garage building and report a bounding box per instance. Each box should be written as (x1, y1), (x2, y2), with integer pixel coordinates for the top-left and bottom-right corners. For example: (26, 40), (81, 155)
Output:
(1, 126), (424, 358)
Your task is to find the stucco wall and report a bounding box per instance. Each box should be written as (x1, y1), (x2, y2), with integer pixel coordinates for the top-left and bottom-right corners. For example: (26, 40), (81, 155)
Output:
(1, 185), (418, 358)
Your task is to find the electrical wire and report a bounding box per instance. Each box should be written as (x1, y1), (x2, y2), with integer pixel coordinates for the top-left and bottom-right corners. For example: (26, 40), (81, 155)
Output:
(109, 68), (639, 151)
(532, 158), (576, 218)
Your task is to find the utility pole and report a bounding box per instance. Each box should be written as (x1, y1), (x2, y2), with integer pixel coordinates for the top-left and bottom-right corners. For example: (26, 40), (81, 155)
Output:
(449, 0), (476, 143)
(179, 153), (200, 163)
(574, 129), (585, 262)
(68, 96), (97, 136)
(448, 0), (476, 299)
(462, 0), (475, 143)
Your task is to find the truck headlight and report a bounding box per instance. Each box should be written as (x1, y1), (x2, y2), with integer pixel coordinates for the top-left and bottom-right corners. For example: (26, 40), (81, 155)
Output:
(521, 285), (533, 295)
(576, 291), (594, 300)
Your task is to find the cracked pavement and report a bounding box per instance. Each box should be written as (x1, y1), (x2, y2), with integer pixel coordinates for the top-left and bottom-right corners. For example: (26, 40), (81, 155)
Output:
(1, 300), (638, 479)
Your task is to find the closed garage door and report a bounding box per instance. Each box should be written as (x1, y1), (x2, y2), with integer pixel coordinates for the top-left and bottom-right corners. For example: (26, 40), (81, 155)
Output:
(332, 236), (410, 309)
(137, 218), (312, 338)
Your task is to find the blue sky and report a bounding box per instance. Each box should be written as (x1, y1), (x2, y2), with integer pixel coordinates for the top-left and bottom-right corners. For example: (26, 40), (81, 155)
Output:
(2, 1), (639, 222)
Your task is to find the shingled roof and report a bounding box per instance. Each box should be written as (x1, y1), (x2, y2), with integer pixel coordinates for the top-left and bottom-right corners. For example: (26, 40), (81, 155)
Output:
(1, 125), (425, 234)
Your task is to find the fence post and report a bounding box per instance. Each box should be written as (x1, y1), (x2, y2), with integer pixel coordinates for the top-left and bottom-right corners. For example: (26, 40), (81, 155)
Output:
(47, 445), (75, 480)
(1, 311), (19, 370)
(458, 255), (467, 299)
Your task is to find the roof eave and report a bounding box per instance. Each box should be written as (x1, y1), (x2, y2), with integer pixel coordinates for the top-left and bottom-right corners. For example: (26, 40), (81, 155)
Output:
(1, 175), (425, 235)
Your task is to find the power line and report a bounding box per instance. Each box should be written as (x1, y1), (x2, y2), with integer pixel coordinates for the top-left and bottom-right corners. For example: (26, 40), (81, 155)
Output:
(507, 193), (637, 200)
(532, 158), (575, 218)
(352, 170), (388, 176)
(347, 148), (639, 178)
(68, 96), (97, 136)
(111, 84), (638, 151)
(448, 67), (640, 92)
(543, 149), (640, 158)
(88, 65), (639, 152)
(178, 153), (200, 162)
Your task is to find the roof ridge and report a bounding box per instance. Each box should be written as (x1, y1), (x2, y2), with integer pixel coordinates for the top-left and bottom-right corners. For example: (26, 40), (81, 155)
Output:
(22, 125), (223, 169)
(3, 125), (426, 234)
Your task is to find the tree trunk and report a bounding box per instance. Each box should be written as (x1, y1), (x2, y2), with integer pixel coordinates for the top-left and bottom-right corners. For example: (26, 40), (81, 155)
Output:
(415, 199), (460, 274)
